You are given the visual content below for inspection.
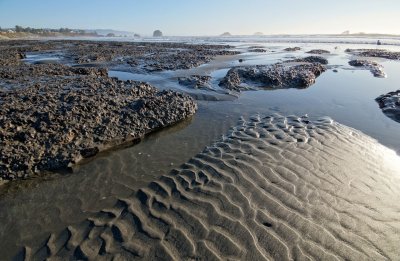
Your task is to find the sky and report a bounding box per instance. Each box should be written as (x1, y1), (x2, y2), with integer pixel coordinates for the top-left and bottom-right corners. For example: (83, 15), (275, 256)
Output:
(0, 0), (399, 36)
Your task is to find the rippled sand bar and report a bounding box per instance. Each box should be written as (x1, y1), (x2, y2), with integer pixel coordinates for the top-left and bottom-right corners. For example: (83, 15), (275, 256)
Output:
(20, 115), (400, 260)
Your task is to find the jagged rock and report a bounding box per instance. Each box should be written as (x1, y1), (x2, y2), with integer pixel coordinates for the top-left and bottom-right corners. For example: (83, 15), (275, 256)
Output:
(349, 59), (386, 78)
(0, 78), (197, 179)
(376, 90), (400, 122)
(306, 49), (330, 54)
(0, 58), (197, 180)
(219, 62), (326, 92)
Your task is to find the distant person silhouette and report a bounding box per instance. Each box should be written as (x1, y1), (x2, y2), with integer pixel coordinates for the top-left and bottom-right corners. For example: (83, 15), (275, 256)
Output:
(377, 40), (382, 45)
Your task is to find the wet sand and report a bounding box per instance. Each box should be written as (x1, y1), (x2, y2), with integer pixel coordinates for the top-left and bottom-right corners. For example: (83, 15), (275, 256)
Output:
(19, 115), (400, 260)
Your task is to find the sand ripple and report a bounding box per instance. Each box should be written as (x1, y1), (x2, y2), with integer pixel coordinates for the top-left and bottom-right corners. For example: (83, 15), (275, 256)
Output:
(19, 115), (400, 260)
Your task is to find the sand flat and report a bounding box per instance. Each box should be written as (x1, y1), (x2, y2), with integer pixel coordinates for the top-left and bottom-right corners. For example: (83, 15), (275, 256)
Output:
(19, 115), (400, 260)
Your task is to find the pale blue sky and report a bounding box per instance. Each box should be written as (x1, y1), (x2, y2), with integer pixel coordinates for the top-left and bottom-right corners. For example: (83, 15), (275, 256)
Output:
(0, 0), (399, 35)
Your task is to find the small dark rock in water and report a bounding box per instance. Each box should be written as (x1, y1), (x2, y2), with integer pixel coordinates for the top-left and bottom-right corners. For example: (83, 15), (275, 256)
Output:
(376, 90), (400, 123)
(345, 48), (400, 60)
(284, 47), (301, 52)
(306, 49), (330, 54)
(333, 69), (338, 73)
(239, 59), (244, 63)
(348, 59), (386, 78)
(248, 48), (267, 53)
(287, 56), (329, 65)
(219, 62), (326, 92)
(178, 75), (212, 89)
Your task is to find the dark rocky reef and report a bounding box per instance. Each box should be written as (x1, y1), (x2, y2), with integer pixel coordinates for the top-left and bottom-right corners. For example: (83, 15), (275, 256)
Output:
(306, 49), (330, 54)
(376, 90), (400, 122)
(178, 75), (212, 89)
(219, 62), (326, 92)
(0, 41), (198, 181)
(283, 47), (301, 52)
(0, 40), (240, 74)
(349, 59), (386, 78)
(345, 49), (400, 60)
(286, 56), (328, 65)
(0, 77), (196, 180)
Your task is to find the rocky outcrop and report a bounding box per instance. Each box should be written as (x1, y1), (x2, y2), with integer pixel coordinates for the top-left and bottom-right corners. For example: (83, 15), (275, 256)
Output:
(376, 90), (400, 122)
(348, 59), (386, 78)
(0, 40), (240, 73)
(0, 41), (201, 180)
(306, 49), (330, 54)
(345, 49), (400, 60)
(219, 62), (326, 92)
(178, 75), (212, 89)
(0, 76), (197, 180)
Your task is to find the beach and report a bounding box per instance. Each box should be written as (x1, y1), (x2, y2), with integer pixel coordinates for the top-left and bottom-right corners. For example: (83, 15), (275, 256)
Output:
(1, 37), (400, 259)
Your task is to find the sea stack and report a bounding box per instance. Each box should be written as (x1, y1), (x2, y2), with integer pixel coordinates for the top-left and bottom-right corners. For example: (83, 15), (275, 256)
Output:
(220, 32), (231, 37)
(153, 30), (163, 37)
